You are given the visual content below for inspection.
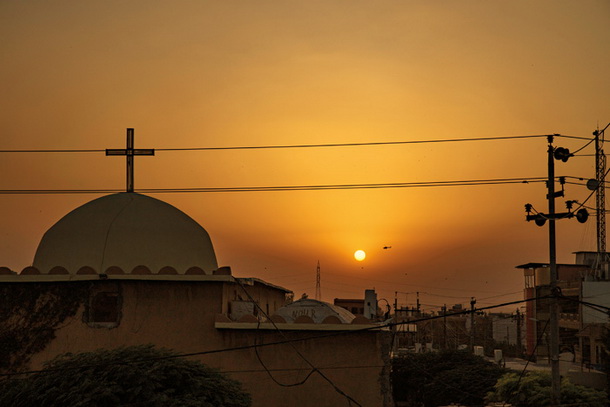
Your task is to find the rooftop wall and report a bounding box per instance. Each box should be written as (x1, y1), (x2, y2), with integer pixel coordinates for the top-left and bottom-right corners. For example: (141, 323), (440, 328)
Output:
(1, 278), (389, 406)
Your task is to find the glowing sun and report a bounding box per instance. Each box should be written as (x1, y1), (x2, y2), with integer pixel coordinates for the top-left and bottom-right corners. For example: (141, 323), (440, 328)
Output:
(354, 250), (366, 261)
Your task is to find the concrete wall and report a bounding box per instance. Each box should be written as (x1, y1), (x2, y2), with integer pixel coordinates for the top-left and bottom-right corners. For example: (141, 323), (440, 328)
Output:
(21, 280), (230, 368)
(217, 328), (392, 407)
(582, 281), (610, 324)
(2, 279), (391, 407)
(567, 370), (607, 391)
(224, 279), (289, 319)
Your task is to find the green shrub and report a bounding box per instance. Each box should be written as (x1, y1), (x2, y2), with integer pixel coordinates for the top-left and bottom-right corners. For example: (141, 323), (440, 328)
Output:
(392, 349), (506, 407)
(0, 344), (251, 407)
(486, 370), (607, 407)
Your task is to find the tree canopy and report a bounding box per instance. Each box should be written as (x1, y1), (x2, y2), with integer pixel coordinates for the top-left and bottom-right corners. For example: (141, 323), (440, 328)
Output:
(487, 371), (607, 407)
(0, 345), (251, 407)
(392, 349), (506, 407)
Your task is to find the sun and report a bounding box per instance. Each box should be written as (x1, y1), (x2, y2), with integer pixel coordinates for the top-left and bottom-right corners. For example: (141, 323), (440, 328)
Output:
(354, 250), (366, 261)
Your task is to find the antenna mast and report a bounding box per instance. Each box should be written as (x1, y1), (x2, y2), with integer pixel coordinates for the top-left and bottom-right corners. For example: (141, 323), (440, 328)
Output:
(594, 124), (610, 279)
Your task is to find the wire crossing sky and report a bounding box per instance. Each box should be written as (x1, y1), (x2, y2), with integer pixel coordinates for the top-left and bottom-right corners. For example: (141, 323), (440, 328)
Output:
(0, 177), (549, 194)
(0, 133), (594, 153)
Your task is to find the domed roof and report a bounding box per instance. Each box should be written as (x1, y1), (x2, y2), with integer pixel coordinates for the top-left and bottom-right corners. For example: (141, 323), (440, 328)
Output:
(33, 193), (218, 274)
(273, 298), (356, 324)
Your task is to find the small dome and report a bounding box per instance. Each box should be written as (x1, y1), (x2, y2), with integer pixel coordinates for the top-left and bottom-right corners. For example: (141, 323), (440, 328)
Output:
(273, 298), (356, 324)
(33, 193), (218, 274)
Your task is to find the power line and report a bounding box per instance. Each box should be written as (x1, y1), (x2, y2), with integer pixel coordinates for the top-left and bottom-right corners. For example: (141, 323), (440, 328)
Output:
(157, 134), (564, 150)
(0, 177), (548, 195)
(0, 149), (102, 153)
(571, 137), (596, 155)
(221, 365), (385, 374)
(567, 180), (610, 192)
(558, 294), (610, 313)
(0, 133), (590, 154)
(564, 163), (610, 213)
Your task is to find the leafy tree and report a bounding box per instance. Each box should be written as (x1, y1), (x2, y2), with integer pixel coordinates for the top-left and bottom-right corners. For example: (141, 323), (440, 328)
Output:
(392, 349), (506, 407)
(0, 344), (251, 407)
(486, 371), (607, 407)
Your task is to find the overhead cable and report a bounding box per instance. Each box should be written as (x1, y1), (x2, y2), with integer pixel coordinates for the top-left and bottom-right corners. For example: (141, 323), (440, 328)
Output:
(0, 177), (548, 195)
(0, 133), (590, 154)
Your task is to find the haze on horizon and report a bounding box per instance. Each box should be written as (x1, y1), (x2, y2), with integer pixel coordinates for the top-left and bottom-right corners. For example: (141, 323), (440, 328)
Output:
(1, 0), (609, 312)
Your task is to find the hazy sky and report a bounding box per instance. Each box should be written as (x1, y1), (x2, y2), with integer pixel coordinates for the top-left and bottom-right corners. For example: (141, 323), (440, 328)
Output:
(1, 1), (609, 312)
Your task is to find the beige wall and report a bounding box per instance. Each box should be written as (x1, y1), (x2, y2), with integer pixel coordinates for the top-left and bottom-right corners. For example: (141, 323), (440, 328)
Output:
(217, 329), (392, 407)
(224, 279), (288, 318)
(27, 280), (227, 362)
(3, 279), (391, 407)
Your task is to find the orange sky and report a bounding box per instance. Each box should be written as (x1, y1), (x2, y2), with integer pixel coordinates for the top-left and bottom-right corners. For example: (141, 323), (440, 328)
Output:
(1, 1), (609, 312)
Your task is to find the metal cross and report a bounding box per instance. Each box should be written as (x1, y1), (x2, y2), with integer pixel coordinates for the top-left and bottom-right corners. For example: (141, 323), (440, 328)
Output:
(106, 128), (155, 192)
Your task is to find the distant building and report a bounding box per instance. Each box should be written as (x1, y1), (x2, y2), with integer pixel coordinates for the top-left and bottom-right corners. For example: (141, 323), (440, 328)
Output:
(415, 311), (469, 350)
(490, 312), (524, 347)
(334, 289), (381, 320)
(334, 298), (365, 316)
(516, 251), (610, 370)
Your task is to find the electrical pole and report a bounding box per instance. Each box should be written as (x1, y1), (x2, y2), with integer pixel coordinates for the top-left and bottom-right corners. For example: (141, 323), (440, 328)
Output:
(547, 135), (561, 407)
(315, 261), (321, 301)
(516, 308), (523, 357)
(442, 304), (447, 350)
(470, 297), (476, 352)
(524, 135), (588, 406)
(394, 291), (398, 316)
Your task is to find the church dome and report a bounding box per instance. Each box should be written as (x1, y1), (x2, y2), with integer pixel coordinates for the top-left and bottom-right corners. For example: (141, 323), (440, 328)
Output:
(33, 193), (218, 274)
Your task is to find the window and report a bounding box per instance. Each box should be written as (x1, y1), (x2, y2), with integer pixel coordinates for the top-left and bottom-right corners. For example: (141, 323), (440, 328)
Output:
(88, 291), (121, 326)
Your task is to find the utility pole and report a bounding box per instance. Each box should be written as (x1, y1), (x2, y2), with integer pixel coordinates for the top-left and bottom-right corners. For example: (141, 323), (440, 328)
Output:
(394, 291), (398, 316)
(470, 297), (476, 351)
(524, 135), (589, 406)
(516, 308), (523, 357)
(442, 304), (447, 350)
(547, 135), (561, 407)
(315, 261), (321, 301)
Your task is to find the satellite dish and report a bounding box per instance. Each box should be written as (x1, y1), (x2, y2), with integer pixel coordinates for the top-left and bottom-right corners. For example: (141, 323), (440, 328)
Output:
(586, 179), (599, 191)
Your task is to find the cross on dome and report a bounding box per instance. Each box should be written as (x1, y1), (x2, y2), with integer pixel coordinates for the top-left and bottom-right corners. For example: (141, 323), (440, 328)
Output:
(106, 128), (155, 192)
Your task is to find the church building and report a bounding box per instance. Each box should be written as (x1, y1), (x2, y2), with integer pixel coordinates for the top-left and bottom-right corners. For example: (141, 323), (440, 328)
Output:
(1, 191), (392, 406)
